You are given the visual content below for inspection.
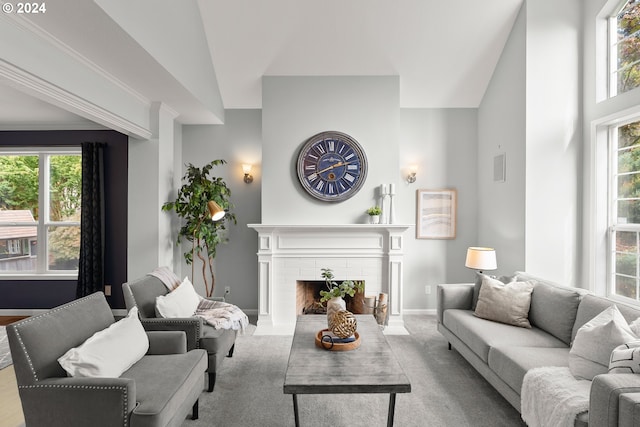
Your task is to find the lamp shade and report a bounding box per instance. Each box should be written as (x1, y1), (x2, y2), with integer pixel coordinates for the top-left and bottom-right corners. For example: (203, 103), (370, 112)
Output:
(465, 247), (497, 271)
(207, 200), (225, 221)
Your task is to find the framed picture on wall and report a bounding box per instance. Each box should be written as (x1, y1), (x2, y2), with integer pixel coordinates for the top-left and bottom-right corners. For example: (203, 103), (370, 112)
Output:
(416, 189), (457, 239)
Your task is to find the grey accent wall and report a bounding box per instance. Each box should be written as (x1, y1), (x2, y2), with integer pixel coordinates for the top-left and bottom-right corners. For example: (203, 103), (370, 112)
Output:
(478, 3), (527, 275)
(261, 76), (400, 225)
(399, 109), (479, 310)
(182, 110), (262, 310)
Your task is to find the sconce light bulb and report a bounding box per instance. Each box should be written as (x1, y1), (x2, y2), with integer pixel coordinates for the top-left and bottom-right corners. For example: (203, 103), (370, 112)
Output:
(242, 164), (254, 184)
(407, 172), (417, 184)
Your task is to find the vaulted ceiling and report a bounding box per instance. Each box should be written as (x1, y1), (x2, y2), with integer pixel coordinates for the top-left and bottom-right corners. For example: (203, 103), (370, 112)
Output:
(0, 0), (523, 128)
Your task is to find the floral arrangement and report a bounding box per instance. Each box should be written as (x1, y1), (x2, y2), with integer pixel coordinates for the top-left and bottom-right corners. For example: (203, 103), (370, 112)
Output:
(319, 268), (365, 303)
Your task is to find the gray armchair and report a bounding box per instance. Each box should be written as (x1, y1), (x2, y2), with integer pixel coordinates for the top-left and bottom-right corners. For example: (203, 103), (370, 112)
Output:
(7, 292), (207, 427)
(122, 274), (237, 392)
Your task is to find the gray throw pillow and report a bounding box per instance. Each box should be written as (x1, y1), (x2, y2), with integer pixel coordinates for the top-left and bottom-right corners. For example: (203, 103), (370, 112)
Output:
(474, 276), (535, 328)
(472, 273), (516, 310)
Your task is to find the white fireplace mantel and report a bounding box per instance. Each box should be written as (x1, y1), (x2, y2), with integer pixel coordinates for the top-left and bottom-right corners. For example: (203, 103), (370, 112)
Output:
(248, 224), (410, 335)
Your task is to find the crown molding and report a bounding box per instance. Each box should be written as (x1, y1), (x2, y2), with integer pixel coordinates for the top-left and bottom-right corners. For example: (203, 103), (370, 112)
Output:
(0, 60), (152, 140)
(2, 12), (150, 106)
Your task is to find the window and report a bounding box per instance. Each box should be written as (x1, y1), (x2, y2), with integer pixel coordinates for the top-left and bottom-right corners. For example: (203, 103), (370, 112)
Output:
(0, 148), (81, 277)
(610, 119), (640, 301)
(610, 0), (640, 97)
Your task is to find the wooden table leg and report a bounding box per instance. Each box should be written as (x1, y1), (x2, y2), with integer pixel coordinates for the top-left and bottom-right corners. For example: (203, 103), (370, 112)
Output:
(292, 394), (300, 427)
(387, 393), (397, 427)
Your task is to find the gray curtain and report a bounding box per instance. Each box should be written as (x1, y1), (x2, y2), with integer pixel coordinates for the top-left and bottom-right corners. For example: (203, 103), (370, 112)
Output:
(76, 142), (105, 298)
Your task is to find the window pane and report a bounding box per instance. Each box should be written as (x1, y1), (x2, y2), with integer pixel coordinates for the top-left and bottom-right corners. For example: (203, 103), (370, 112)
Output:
(0, 225), (37, 272)
(0, 155), (39, 219)
(49, 155), (81, 221)
(616, 274), (638, 299)
(614, 0), (640, 96)
(47, 225), (79, 271)
(616, 252), (637, 276)
(618, 199), (640, 223)
(618, 121), (640, 149)
(618, 173), (640, 197)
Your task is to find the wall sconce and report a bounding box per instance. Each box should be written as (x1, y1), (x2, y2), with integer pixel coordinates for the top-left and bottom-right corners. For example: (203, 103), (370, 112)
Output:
(242, 164), (254, 184)
(407, 165), (417, 184)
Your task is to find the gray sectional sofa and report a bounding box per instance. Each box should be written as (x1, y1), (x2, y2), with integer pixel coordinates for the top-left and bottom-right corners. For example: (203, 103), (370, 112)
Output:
(437, 271), (640, 427)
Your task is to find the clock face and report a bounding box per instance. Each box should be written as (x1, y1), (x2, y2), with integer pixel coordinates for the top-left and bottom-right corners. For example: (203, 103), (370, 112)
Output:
(296, 131), (368, 202)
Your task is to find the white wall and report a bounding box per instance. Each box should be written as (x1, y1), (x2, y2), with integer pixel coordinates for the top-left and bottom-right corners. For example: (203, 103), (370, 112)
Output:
(524, 0), (582, 285)
(478, 0), (582, 285)
(128, 104), (179, 280)
(181, 110), (262, 309)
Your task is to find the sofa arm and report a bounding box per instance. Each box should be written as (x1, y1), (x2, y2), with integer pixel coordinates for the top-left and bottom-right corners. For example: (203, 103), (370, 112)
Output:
(140, 317), (203, 351)
(590, 373), (640, 427)
(619, 392), (640, 427)
(436, 283), (474, 323)
(146, 330), (187, 354)
(19, 376), (135, 427)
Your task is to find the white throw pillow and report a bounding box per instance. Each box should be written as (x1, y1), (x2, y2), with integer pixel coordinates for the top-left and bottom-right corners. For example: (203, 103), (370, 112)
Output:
(569, 305), (638, 380)
(155, 276), (201, 318)
(58, 306), (149, 378)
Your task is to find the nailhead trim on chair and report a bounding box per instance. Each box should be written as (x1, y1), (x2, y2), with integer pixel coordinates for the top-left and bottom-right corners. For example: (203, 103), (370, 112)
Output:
(19, 383), (129, 426)
(128, 287), (202, 347)
(12, 293), (104, 382)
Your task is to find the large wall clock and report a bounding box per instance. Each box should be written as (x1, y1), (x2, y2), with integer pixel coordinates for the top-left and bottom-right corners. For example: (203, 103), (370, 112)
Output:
(296, 131), (368, 202)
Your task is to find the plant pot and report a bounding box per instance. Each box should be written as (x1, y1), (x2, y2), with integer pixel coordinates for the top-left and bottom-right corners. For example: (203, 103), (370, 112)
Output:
(369, 215), (380, 224)
(326, 296), (346, 327)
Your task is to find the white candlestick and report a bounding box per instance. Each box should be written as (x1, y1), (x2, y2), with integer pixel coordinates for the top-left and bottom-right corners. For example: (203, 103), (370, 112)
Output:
(389, 183), (395, 195)
(381, 184), (388, 195)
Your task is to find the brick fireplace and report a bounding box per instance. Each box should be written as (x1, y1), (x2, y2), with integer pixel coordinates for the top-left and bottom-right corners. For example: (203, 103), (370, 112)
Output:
(247, 224), (409, 335)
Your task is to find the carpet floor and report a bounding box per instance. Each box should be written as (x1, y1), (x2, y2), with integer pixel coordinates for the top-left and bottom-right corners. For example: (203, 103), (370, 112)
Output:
(184, 315), (526, 427)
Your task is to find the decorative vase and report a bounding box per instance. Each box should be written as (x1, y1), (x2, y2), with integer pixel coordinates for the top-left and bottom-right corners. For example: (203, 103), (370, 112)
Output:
(369, 215), (380, 224)
(326, 297), (346, 327)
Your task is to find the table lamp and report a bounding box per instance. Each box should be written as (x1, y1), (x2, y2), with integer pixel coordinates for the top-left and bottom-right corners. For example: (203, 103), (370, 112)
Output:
(465, 247), (497, 274)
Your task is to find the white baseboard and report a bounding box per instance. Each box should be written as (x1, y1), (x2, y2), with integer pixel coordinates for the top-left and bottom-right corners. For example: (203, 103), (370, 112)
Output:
(403, 308), (436, 315)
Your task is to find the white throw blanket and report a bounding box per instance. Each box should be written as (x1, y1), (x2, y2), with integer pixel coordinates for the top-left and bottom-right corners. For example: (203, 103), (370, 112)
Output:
(148, 266), (181, 291)
(196, 298), (249, 333)
(521, 366), (590, 427)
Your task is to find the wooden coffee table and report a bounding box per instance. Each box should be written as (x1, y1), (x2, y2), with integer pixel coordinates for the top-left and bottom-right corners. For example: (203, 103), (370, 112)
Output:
(283, 315), (411, 427)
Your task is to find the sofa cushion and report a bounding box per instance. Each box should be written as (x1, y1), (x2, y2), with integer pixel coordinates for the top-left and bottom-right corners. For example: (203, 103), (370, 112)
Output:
(58, 307), (149, 378)
(518, 275), (583, 345)
(570, 305), (638, 380)
(124, 349), (207, 427)
(475, 277), (535, 328)
(443, 309), (567, 362)
(488, 346), (570, 395)
(572, 294), (640, 342)
(155, 277), (201, 318)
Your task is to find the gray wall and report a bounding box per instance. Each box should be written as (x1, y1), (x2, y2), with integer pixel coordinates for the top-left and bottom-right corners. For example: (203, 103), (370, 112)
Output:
(261, 76), (400, 224)
(181, 95), (479, 312)
(181, 110), (262, 311)
(478, 3), (527, 275)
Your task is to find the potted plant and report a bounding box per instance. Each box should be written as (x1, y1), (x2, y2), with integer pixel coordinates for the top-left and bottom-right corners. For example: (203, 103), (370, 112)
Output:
(366, 206), (382, 224)
(162, 160), (236, 297)
(319, 268), (365, 324)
